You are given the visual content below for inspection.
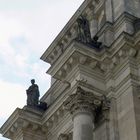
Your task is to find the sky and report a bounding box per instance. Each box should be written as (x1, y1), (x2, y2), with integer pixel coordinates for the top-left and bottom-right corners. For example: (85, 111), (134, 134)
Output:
(0, 0), (84, 139)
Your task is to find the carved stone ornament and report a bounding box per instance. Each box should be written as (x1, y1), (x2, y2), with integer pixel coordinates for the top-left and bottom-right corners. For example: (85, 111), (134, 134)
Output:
(64, 86), (110, 122)
(94, 95), (110, 123)
(76, 15), (92, 44)
(64, 86), (103, 116)
(26, 79), (40, 107)
(58, 133), (69, 140)
(75, 15), (106, 49)
(26, 79), (48, 111)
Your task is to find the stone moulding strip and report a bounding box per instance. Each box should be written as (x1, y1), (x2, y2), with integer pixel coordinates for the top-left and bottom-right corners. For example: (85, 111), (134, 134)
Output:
(0, 107), (46, 139)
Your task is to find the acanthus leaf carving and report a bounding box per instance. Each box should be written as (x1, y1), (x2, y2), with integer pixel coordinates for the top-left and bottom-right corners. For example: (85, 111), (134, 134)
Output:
(64, 86), (110, 124)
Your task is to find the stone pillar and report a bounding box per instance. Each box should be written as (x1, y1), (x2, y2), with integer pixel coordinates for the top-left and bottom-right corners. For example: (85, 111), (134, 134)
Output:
(73, 110), (93, 140)
(64, 87), (103, 140)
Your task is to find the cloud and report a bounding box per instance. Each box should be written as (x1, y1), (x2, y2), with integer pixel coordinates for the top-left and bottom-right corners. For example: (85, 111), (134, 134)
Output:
(0, 2), (84, 140)
(0, 134), (8, 140)
(0, 80), (26, 118)
(0, 0), (85, 99)
(0, 0), (84, 54)
(0, 0), (84, 89)
(0, 15), (25, 44)
(30, 62), (51, 92)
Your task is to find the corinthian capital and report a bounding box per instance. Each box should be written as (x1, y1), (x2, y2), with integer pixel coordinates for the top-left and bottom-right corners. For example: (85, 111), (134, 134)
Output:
(64, 87), (102, 117)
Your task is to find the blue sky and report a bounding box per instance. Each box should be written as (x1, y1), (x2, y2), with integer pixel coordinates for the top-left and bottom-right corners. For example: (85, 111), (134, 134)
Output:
(0, 0), (84, 139)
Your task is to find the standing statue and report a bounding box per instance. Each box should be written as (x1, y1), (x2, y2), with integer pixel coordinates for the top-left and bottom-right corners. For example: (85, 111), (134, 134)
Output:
(76, 16), (91, 43)
(26, 79), (40, 107)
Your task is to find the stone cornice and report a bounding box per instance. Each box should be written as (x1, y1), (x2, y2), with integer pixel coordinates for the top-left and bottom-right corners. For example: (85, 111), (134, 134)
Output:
(64, 64), (105, 86)
(40, 0), (111, 66)
(71, 79), (105, 96)
(46, 32), (138, 81)
(47, 40), (103, 79)
(113, 12), (137, 34)
(42, 32), (139, 115)
(40, 80), (61, 101)
(46, 113), (72, 137)
(40, 80), (70, 105)
(96, 21), (113, 37)
(41, 11), (137, 67)
(0, 107), (46, 139)
(99, 32), (137, 72)
(42, 90), (70, 126)
(40, 0), (93, 63)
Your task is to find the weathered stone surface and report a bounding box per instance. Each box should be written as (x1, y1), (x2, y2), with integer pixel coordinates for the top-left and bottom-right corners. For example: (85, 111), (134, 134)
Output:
(1, 0), (140, 140)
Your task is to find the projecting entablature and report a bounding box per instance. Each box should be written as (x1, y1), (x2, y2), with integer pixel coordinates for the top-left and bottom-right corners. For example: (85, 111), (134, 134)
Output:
(0, 107), (47, 140)
(46, 40), (105, 80)
(41, 0), (118, 66)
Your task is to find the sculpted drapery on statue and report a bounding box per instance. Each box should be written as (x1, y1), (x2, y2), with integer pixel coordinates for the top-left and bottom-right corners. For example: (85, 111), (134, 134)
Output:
(76, 15), (103, 49)
(76, 15), (91, 43)
(26, 79), (40, 107)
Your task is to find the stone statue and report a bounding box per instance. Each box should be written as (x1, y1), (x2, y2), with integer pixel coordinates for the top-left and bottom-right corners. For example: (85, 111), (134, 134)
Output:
(76, 16), (91, 43)
(75, 15), (107, 49)
(26, 79), (40, 107)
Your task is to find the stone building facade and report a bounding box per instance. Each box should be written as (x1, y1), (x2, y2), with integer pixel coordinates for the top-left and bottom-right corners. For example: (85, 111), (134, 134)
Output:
(1, 0), (140, 140)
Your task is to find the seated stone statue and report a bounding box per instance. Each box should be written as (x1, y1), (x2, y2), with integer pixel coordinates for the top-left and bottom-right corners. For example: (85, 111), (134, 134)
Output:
(26, 79), (40, 107)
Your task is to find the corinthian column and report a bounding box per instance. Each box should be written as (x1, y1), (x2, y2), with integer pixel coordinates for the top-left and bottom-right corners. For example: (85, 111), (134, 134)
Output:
(64, 87), (102, 140)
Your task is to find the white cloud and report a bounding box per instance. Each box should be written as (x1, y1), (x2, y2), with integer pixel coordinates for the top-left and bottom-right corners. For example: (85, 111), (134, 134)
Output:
(0, 0), (84, 112)
(0, 1), (84, 139)
(0, 80), (26, 118)
(0, 0), (84, 105)
(30, 62), (51, 88)
(0, 15), (25, 45)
